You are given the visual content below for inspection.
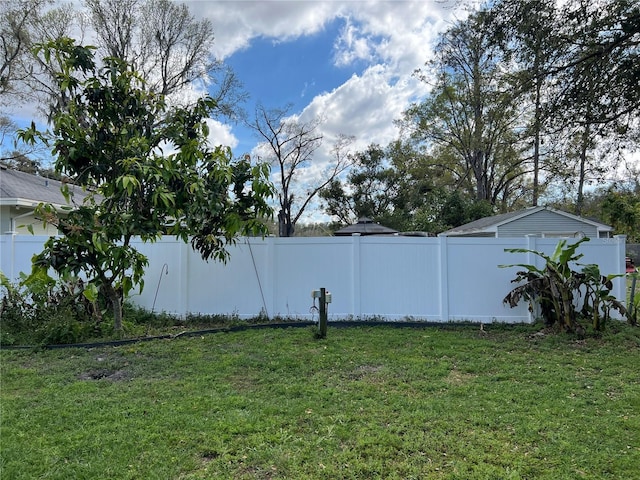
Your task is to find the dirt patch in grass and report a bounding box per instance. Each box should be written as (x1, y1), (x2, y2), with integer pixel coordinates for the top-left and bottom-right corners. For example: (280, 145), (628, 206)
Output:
(445, 369), (476, 385)
(77, 369), (130, 381)
(346, 364), (384, 380)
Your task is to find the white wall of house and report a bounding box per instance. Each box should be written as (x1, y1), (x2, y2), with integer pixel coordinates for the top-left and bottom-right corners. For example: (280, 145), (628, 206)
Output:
(0, 206), (59, 235)
(0, 234), (627, 323)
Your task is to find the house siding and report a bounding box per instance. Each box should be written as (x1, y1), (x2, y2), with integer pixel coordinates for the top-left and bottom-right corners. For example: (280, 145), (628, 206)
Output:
(0, 206), (59, 235)
(497, 210), (598, 238)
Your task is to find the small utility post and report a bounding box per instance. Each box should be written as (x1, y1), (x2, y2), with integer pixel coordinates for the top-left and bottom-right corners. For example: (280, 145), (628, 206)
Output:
(630, 275), (637, 322)
(319, 287), (328, 338)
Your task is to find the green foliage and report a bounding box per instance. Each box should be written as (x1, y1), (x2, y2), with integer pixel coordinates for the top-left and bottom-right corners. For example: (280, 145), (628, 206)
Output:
(403, 11), (529, 208)
(501, 238), (628, 332)
(601, 187), (640, 242)
(579, 264), (628, 330)
(320, 144), (400, 225)
(628, 273), (639, 325)
(18, 38), (274, 332)
(0, 271), (99, 345)
(320, 141), (496, 234)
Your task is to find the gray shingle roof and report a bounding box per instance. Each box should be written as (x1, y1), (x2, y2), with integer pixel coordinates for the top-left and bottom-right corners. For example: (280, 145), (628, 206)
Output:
(334, 217), (398, 236)
(440, 206), (612, 236)
(0, 167), (88, 207)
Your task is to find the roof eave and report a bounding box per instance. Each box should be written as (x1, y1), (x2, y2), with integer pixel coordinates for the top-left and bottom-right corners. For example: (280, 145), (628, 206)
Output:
(0, 198), (70, 211)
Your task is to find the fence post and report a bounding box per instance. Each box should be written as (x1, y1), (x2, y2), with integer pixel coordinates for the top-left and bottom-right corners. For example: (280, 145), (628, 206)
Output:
(352, 233), (361, 319)
(319, 287), (328, 338)
(614, 235), (627, 312)
(438, 235), (449, 322)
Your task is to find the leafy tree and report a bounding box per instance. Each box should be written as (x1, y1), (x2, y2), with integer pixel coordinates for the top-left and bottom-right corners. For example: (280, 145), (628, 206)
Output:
(601, 186), (640, 242)
(487, 0), (639, 213)
(550, 0), (640, 129)
(403, 12), (529, 209)
(548, 1), (638, 215)
(249, 103), (353, 236)
(19, 39), (274, 333)
(320, 142), (493, 234)
(320, 144), (400, 225)
(488, 0), (562, 206)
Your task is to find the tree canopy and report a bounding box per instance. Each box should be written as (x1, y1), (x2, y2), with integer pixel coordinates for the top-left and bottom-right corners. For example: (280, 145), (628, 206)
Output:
(19, 39), (273, 331)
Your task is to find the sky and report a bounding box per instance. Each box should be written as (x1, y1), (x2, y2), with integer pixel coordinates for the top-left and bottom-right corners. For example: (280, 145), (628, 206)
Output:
(182, 0), (472, 221)
(190, 0), (467, 160)
(3, 0), (473, 223)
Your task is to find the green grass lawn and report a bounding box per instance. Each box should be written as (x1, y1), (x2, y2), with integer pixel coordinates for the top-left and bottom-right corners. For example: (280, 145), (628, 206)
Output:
(1, 323), (639, 479)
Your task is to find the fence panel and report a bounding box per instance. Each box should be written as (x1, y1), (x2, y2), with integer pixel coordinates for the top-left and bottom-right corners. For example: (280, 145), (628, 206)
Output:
(446, 237), (531, 323)
(1, 234), (627, 323)
(271, 237), (354, 319)
(359, 236), (440, 320)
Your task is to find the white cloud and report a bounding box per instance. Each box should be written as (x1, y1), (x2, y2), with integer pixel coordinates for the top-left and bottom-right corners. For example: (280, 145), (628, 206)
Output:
(204, 1), (470, 223)
(299, 63), (429, 163)
(188, 0), (342, 59)
(205, 118), (239, 149)
(151, 0), (460, 170)
(333, 19), (376, 67)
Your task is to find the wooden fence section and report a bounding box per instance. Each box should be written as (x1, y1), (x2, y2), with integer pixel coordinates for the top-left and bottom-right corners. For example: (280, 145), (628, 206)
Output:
(1, 234), (627, 323)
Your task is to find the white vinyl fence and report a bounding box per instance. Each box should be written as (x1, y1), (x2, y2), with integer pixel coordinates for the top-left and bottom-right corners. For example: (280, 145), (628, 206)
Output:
(0, 234), (627, 323)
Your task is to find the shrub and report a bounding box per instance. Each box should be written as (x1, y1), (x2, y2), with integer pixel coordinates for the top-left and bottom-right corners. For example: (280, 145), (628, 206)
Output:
(501, 238), (627, 332)
(0, 271), (98, 345)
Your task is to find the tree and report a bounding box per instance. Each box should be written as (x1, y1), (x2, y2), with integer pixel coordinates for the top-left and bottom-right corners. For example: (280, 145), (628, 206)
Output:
(320, 141), (494, 234)
(1, 0), (80, 113)
(0, 0), (51, 101)
(2, 0), (243, 120)
(488, 0), (562, 206)
(487, 0), (639, 212)
(84, 0), (243, 116)
(320, 144), (399, 225)
(550, 0), (640, 128)
(19, 39), (274, 333)
(249, 103), (353, 236)
(0, 0), (61, 150)
(404, 12), (530, 209)
(547, 1), (638, 215)
(601, 186), (640, 242)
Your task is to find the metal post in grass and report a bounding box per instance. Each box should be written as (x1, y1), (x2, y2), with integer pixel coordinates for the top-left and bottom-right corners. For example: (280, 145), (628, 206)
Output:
(630, 274), (637, 322)
(319, 288), (328, 338)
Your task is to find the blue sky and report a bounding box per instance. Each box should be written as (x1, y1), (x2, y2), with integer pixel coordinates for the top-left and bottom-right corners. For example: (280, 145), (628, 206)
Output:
(3, 1), (469, 222)
(186, 1), (464, 159)
(223, 17), (359, 154)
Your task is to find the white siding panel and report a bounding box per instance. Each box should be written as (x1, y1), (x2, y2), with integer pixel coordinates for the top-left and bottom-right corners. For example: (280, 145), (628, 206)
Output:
(498, 210), (598, 238)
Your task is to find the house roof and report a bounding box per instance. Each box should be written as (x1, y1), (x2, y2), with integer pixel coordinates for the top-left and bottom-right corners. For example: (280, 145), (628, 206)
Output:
(439, 206), (613, 236)
(0, 166), (88, 208)
(334, 217), (399, 236)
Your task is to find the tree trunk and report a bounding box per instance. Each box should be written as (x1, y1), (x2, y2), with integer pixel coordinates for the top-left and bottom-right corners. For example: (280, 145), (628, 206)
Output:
(576, 122), (591, 216)
(105, 283), (123, 334)
(532, 70), (542, 206)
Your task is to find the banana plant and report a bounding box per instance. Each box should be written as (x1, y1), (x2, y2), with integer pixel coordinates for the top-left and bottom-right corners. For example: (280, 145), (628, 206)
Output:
(501, 237), (629, 331)
(578, 264), (627, 330)
(501, 238), (587, 332)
